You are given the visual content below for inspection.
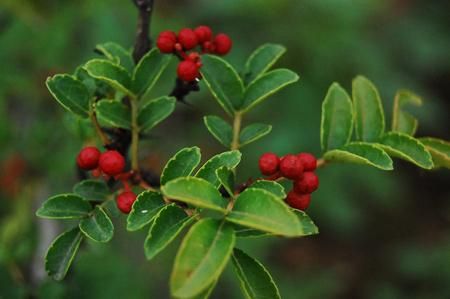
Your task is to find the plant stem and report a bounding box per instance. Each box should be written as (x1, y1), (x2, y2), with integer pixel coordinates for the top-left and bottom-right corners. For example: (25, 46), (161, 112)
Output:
(130, 98), (140, 171)
(89, 109), (110, 145)
(132, 0), (154, 63)
(316, 158), (326, 168)
(231, 112), (242, 150)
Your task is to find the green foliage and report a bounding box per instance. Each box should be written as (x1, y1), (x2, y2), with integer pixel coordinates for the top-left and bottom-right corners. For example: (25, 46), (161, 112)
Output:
(96, 99), (131, 129)
(83, 59), (134, 97)
(352, 75), (385, 142)
(144, 204), (193, 260)
(73, 179), (110, 201)
(239, 123), (272, 147)
(215, 166), (235, 197)
(391, 90), (422, 136)
(419, 137), (450, 169)
(95, 42), (134, 72)
(250, 180), (286, 198)
(45, 227), (83, 281)
(231, 248), (281, 299)
(170, 219), (235, 298)
(46, 75), (90, 118)
(195, 150), (242, 187)
(243, 43), (286, 85)
(203, 115), (233, 147)
(132, 48), (172, 95)
(36, 194), (93, 219)
(226, 188), (303, 237)
(79, 206), (114, 243)
(161, 177), (228, 213)
(324, 142), (393, 170)
(126, 190), (165, 231)
(137, 96), (176, 132)
(160, 147), (202, 185)
(321, 82), (353, 151)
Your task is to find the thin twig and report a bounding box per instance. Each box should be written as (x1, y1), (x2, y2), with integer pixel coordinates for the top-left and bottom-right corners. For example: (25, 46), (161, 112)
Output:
(132, 0), (154, 63)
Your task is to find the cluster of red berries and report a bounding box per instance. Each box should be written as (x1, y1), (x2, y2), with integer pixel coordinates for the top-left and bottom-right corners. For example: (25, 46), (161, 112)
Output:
(258, 152), (319, 211)
(76, 146), (137, 214)
(156, 26), (232, 82)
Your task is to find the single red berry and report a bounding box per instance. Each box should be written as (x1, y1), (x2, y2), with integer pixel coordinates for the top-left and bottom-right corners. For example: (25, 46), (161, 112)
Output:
(99, 150), (125, 176)
(76, 146), (101, 170)
(258, 152), (280, 176)
(213, 33), (232, 55)
(116, 191), (137, 214)
(286, 191), (311, 211)
(178, 28), (198, 50)
(177, 60), (199, 81)
(294, 172), (319, 194)
(298, 152), (317, 171)
(279, 154), (303, 179)
(156, 31), (177, 53)
(194, 25), (213, 43)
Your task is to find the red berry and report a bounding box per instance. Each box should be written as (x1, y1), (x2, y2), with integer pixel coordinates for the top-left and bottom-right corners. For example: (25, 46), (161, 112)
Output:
(286, 191), (311, 211)
(177, 60), (199, 81)
(178, 28), (198, 50)
(258, 152), (280, 176)
(298, 152), (317, 171)
(157, 31), (177, 53)
(77, 146), (101, 170)
(194, 25), (213, 43)
(294, 172), (319, 194)
(116, 191), (137, 214)
(99, 150), (125, 176)
(279, 154), (303, 179)
(213, 33), (232, 55)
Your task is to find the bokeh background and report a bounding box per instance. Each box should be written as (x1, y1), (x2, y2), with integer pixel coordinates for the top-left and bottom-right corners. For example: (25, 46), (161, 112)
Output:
(1, 0), (449, 298)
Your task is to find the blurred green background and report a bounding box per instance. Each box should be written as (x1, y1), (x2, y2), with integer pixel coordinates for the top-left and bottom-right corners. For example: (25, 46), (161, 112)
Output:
(1, 0), (449, 298)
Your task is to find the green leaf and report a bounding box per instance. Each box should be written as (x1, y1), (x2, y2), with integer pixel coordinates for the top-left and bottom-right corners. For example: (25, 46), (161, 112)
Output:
(293, 210), (319, 236)
(127, 190), (166, 231)
(161, 147), (202, 185)
(161, 177), (228, 213)
(83, 59), (133, 97)
(95, 42), (134, 72)
(196, 151), (242, 187)
(419, 137), (450, 169)
(378, 132), (433, 169)
(201, 55), (244, 115)
(241, 69), (299, 113)
(132, 48), (172, 95)
(239, 123), (272, 147)
(392, 90), (422, 136)
(46, 74), (90, 118)
(234, 226), (271, 238)
(170, 219), (235, 298)
(79, 206), (114, 243)
(244, 43), (286, 85)
(226, 188), (302, 237)
(352, 76), (385, 141)
(250, 180), (286, 199)
(95, 99), (131, 129)
(190, 280), (217, 299)
(138, 96), (176, 132)
(144, 204), (193, 260)
(323, 142), (393, 170)
(216, 167), (235, 197)
(231, 248), (281, 299)
(36, 194), (92, 219)
(45, 227), (83, 281)
(203, 115), (232, 147)
(73, 179), (109, 201)
(321, 82), (354, 151)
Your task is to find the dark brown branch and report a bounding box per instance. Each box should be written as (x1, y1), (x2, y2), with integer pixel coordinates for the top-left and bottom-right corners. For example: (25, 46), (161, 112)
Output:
(132, 0), (154, 63)
(170, 78), (200, 103)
